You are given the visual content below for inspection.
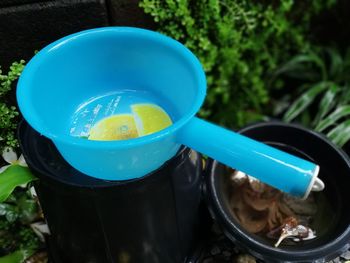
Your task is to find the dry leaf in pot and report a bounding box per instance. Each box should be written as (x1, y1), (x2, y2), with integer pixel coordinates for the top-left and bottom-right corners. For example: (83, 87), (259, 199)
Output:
(229, 170), (318, 247)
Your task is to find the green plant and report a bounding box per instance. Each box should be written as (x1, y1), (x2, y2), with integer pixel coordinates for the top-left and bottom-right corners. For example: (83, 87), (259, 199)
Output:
(0, 148), (40, 261)
(0, 161), (41, 263)
(0, 61), (42, 262)
(276, 47), (350, 147)
(0, 249), (33, 263)
(0, 61), (25, 150)
(0, 190), (40, 261)
(140, 0), (336, 127)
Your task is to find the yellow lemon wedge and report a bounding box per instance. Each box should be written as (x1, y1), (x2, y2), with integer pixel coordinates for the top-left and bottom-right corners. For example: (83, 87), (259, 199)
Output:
(88, 104), (172, 141)
(132, 104), (173, 136)
(89, 114), (139, 141)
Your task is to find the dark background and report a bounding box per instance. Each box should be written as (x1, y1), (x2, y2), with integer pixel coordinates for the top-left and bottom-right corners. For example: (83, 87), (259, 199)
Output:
(0, 0), (155, 69)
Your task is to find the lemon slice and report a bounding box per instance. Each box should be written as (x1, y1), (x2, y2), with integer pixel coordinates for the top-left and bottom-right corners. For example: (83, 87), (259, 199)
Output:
(89, 114), (139, 141)
(132, 104), (172, 136)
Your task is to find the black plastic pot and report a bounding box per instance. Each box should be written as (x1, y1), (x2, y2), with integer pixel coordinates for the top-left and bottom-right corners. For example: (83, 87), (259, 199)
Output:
(19, 121), (203, 263)
(205, 122), (350, 262)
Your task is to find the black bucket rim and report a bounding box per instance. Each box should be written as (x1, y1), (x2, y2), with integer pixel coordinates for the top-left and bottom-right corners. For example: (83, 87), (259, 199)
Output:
(205, 121), (350, 262)
(18, 120), (192, 189)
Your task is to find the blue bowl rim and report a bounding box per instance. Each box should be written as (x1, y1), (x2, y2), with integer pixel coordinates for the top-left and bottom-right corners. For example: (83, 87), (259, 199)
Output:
(17, 27), (207, 149)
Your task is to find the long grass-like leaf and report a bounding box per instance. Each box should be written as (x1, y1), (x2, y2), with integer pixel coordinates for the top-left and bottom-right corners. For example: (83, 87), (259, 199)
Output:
(327, 119), (350, 147)
(0, 165), (36, 203)
(341, 48), (350, 81)
(315, 105), (350, 132)
(313, 83), (339, 127)
(327, 48), (343, 80)
(273, 52), (327, 81)
(340, 84), (350, 104)
(283, 82), (328, 122)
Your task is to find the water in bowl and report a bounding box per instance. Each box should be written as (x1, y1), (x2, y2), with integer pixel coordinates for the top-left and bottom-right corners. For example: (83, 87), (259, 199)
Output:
(69, 89), (173, 141)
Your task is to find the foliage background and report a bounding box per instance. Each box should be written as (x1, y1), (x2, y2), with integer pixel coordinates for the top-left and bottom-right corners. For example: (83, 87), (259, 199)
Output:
(140, 0), (336, 127)
(0, 61), (25, 151)
(276, 47), (350, 147)
(0, 63), (41, 260)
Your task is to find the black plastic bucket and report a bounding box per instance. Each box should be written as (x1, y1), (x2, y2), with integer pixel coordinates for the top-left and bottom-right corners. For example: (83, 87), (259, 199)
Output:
(19, 121), (203, 263)
(205, 122), (350, 262)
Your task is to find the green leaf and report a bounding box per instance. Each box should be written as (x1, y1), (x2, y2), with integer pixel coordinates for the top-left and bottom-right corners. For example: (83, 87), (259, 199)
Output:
(340, 84), (350, 104)
(0, 203), (12, 216)
(327, 48), (343, 80)
(0, 203), (18, 222)
(5, 208), (18, 223)
(283, 82), (328, 122)
(273, 54), (311, 75)
(300, 110), (312, 127)
(17, 197), (38, 224)
(0, 249), (32, 263)
(273, 52), (326, 81)
(327, 119), (350, 147)
(0, 165), (36, 203)
(312, 83), (339, 127)
(315, 105), (350, 132)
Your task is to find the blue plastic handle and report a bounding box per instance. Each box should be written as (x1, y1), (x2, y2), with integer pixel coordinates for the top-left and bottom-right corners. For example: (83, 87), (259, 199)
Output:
(178, 117), (319, 198)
